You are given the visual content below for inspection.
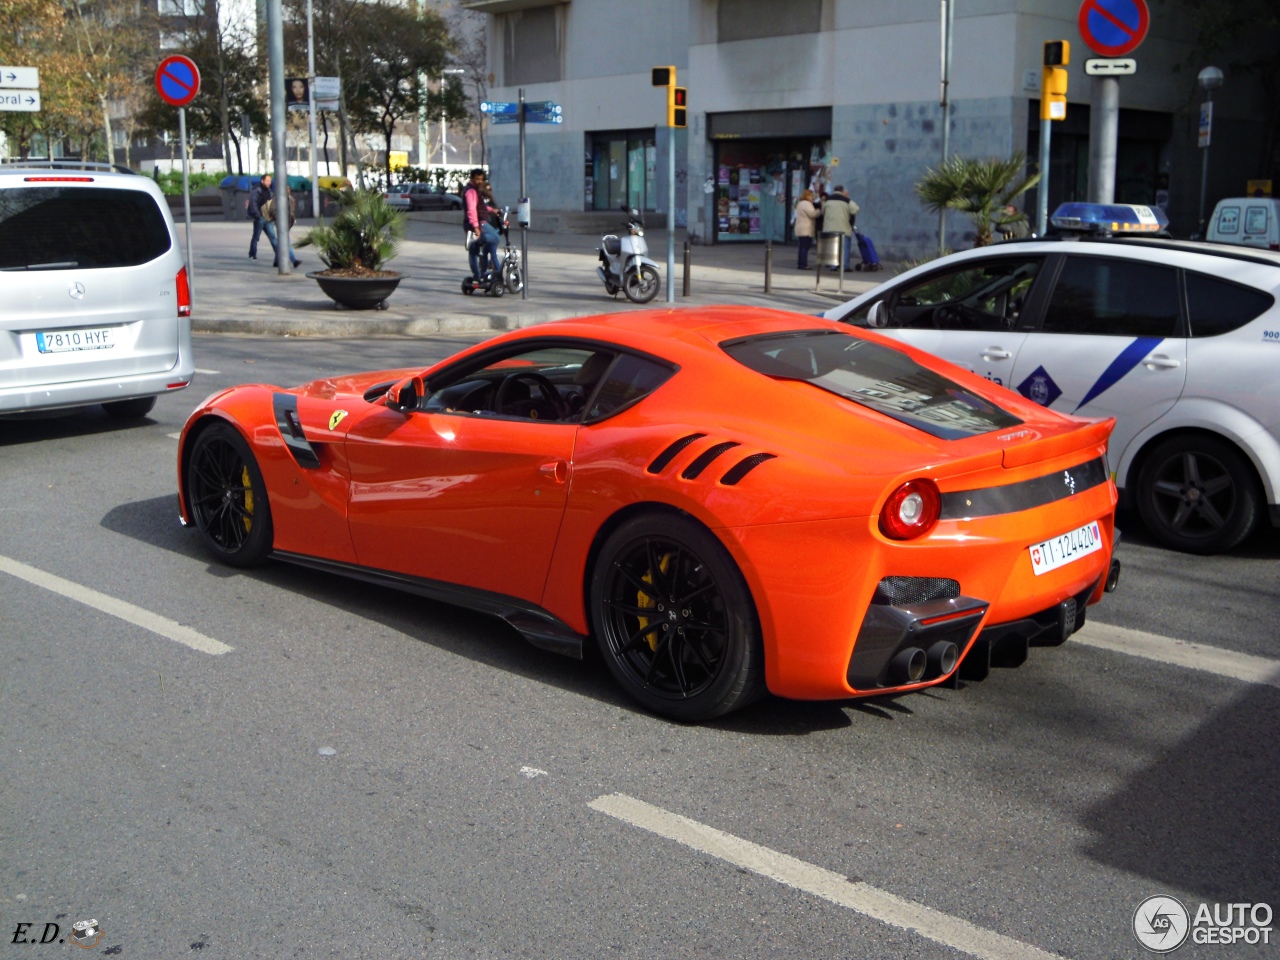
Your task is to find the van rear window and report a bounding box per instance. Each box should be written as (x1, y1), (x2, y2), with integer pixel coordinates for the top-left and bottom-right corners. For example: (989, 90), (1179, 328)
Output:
(0, 186), (171, 270)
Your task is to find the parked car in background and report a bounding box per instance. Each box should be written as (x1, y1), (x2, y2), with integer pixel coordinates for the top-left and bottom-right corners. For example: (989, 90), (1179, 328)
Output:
(0, 160), (194, 418)
(1206, 196), (1280, 250)
(823, 202), (1280, 555)
(407, 184), (462, 211)
(382, 184), (413, 210)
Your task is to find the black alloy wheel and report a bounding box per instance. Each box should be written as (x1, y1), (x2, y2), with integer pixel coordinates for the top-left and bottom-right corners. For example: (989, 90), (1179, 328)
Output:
(186, 421), (274, 567)
(590, 514), (764, 721)
(1136, 434), (1259, 555)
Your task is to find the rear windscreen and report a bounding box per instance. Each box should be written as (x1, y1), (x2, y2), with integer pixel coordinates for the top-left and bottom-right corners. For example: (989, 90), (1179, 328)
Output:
(723, 330), (1022, 440)
(0, 186), (171, 270)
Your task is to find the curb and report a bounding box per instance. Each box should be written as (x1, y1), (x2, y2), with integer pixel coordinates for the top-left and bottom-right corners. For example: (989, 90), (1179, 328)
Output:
(192, 307), (589, 337)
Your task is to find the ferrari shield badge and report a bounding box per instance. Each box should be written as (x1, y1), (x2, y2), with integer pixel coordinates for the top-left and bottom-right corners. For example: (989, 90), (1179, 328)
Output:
(328, 409), (348, 431)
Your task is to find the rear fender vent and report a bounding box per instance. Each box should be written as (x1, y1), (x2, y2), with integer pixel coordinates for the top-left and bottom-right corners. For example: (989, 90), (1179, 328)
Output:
(719, 453), (777, 486)
(647, 433), (707, 474)
(873, 576), (961, 606)
(682, 441), (741, 480)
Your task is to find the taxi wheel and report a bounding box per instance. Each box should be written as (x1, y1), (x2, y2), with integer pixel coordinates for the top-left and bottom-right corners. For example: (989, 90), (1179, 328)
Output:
(186, 422), (274, 568)
(590, 514), (765, 721)
(1136, 434), (1260, 555)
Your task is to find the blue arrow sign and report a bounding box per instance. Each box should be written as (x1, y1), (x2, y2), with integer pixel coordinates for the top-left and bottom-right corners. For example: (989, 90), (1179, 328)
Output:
(490, 113), (520, 125)
(525, 101), (561, 114)
(480, 100), (518, 115)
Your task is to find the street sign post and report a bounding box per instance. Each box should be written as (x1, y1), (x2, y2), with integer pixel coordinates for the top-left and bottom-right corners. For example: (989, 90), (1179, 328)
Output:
(1079, 0), (1148, 205)
(524, 101), (562, 124)
(1085, 58), (1137, 76)
(155, 55), (201, 295)
(1198, 101), (1213, 149)
(314, 76), (340, 111)
(480, 101), (518, 115)
(1078, 0), (1149, 57)
(0, 66), (39, 89)
(0, 90), (40, 112)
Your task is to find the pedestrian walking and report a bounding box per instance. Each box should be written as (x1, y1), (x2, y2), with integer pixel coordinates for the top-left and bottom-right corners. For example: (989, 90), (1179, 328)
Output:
(821, 185), (860, 271)
(793, 189), (820, 269)
(262, 190), (301, 268)
(246, 174), (276, 261)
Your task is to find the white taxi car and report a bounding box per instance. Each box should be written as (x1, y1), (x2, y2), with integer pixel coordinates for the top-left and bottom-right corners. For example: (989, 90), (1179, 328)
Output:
(0, 161), (194, 418)
(824, 203), (1280, 554)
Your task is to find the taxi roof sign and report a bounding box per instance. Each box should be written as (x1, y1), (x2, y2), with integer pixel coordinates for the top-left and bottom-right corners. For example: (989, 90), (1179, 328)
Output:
(1050, 201), (1169, 235)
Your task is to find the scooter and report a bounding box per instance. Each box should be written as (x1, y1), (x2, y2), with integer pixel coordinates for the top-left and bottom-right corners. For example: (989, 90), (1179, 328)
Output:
(497, 206), (523, 294)
(597, 205), (661, 304)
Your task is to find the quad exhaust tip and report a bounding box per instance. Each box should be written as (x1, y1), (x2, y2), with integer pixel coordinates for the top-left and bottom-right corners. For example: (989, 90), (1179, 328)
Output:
(889, 647), (927, 684)
(1105, 558), (1121, 593)
(927, 641), (959, 677)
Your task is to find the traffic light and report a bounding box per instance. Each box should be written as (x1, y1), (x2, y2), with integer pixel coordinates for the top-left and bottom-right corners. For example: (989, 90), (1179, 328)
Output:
(651, 66), (675, 87)
(1041, 40), (1069, 121)
(669, 86), (687, 128)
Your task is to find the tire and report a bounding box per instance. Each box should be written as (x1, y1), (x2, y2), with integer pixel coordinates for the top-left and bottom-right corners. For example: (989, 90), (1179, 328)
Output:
(502, 260), (523, 294)
(488, 278), (506, 297)
(186, 421), (274, 568)
(461, 279), (474, 295)
(1135, 434), (1260, 554)
(623, 265), (660, 304)
(589, 513), (765, 721)
(103, 396), (156, 419)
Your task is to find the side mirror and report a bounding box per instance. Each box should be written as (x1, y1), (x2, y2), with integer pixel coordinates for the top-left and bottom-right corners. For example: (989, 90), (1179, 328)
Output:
(867, 300), (889, 328)
(385, 375), (425, 412)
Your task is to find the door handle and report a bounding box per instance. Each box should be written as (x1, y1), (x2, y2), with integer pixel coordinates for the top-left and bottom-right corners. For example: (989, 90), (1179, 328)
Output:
(540, 460), (568, 483)
(1144, 355), (1181, 370)
(981, 348), (1012, 360)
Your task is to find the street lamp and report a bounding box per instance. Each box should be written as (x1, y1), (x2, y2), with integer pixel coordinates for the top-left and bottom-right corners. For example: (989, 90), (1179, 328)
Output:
(440, 68), (465, 166)
(1197, 65), (1224, 234)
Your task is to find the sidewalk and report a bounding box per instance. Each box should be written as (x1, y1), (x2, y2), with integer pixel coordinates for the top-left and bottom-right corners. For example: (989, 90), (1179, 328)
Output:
(186, 216), (894, 338)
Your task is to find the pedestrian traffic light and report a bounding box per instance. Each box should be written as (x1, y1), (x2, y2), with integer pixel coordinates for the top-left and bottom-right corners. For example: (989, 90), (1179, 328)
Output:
(652, 66), (675, 87)
(669, 86), (687, 128)
(1041, 40), (1069, 121)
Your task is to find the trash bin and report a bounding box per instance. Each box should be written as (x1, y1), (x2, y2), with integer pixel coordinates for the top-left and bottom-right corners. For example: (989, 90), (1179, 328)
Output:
(317, 176), (352, 217)
(219, 174), (259, 222)
(816, 231), (842, 268)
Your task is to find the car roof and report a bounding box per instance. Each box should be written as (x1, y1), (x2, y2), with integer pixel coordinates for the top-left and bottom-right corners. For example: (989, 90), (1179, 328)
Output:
(0, 167), (163, 195)
(991, 234), (1280, 268)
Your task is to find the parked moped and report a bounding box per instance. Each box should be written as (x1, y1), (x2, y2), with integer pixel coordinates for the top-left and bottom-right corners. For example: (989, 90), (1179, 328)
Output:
(596, 205), (661, 304)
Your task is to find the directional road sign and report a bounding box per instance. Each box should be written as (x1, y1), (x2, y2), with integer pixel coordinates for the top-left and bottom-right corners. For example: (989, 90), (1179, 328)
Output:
(155, 55), (200, 108)
(480, 101), (518, 115)
(0, 90), (40, 112)
(1078, 0), (1149, 58)
(525, 101), (563, 124)
(1085, 58), (1137, 76)
(490, 113), (520, 125)
(0, 66), (39, 89)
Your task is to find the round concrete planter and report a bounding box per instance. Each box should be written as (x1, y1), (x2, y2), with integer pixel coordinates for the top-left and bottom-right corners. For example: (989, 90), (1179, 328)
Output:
(308, 272), (403, 310)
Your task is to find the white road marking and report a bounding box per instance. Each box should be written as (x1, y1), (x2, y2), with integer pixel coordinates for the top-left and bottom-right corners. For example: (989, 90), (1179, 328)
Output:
(589, 793), (1064, 960)
(520, 766), (548, 779)
(0, 554), (232, 656)
(1074, 621), (1280, 689)
(194, 368), (220, 375)
(167, 431), (182, 440)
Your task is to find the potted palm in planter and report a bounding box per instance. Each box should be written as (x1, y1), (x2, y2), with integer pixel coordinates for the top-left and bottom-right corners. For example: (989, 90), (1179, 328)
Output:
(298, 189), (407, 309)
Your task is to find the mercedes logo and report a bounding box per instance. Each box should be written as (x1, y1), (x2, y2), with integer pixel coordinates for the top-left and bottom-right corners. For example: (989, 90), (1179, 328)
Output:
(68, 282), (85, 299)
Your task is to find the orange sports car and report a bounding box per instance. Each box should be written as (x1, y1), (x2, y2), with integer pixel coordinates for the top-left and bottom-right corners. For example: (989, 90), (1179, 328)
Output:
(177, 307), (1120, 720)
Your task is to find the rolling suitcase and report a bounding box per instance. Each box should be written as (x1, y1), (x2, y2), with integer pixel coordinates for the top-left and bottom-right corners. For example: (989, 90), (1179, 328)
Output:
(854, 229), (882, 271)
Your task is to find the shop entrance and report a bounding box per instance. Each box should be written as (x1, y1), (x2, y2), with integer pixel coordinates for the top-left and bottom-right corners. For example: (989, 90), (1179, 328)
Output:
(586, 130), (657, 213)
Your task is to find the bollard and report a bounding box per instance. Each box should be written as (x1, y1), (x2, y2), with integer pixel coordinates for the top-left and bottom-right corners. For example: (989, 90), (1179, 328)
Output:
(682, 240), (691, 297)
(764, 240), (773, 293)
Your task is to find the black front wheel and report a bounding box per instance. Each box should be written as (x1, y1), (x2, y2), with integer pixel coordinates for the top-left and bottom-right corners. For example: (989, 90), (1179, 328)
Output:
(1135, 434), (1260, 554)
(623, 265), (660, 304)
(590, 514), (765, 721)
(186, 421), (274, 567)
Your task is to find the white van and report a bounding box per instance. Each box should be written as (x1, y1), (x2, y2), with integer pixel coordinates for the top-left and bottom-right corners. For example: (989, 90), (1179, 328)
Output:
(1206, 197), (1280, 251)
(0, 162), (194, 417)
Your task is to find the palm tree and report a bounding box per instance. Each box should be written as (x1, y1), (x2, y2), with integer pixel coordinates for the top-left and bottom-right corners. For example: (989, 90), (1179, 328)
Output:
(916, 153), (1040, 247)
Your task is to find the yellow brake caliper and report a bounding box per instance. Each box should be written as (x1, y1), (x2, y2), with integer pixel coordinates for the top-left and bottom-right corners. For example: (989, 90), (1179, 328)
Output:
(636, 552), (673, 652)
(241, 465), (254, 533)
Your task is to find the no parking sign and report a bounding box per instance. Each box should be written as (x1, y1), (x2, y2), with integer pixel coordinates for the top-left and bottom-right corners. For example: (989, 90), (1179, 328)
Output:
(155, 55), (200, 107)
(1078, 0), (1149, 58)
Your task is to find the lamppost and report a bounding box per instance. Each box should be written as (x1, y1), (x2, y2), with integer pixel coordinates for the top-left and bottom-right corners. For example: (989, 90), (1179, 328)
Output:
(1197, 65), (1224, 235)
(440, 68), (465, 166)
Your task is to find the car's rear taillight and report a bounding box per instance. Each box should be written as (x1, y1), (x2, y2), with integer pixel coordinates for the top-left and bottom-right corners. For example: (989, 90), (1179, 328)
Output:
(176, 266), (191, 317)
(879, 479), (941, 540)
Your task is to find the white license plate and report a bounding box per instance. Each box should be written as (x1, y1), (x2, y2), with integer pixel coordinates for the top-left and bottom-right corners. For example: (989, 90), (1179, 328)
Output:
(36, 327), (116, 354)
(1029, 520), (1104, 576)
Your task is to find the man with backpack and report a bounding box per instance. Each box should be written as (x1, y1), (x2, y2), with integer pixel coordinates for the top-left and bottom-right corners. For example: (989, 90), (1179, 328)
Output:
(463, 168), (501, 280)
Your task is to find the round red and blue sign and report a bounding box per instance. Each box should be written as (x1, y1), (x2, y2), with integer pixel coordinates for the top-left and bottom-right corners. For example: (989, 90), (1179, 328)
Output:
(1078, 0), (1149, 58)
(155, 55), (200, 108)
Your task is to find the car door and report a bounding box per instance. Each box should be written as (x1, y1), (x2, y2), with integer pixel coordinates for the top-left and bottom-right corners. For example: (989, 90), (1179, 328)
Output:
(1009, 253), (1187, 461)
(867, 255), (1048, 389)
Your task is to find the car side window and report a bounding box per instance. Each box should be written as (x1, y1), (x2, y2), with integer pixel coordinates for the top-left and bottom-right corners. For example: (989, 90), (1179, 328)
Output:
(1185, 272), (1275, 337)
(1244, 206), (1270, 236)
(425, 347), (605, 422)
(1041, 256), (1180, 337)
(584, 354), (676, 422)
(1215, 206), (1241, 235)
(888, 258), (1042, 332)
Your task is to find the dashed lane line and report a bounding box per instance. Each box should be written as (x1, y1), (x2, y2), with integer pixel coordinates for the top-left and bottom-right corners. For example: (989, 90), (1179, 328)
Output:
(589, 793), (1064, 960)
(194, 368), (220, 375)
(0, 554), (232, 656)
(1074, 621), (1280, 689)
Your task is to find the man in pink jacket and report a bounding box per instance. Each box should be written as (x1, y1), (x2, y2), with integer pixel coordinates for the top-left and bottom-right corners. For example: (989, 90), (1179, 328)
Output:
(463, 168), (500, 280)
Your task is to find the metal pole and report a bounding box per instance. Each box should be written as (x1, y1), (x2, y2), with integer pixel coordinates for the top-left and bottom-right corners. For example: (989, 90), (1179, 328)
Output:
(938, 0), (954, 253)
(1036, 117), (1051, 236)
(666, 126), (675, 303)
(519, 87), (527, 300)
(763, 240), (772, 293)
(307, 0), (319, 222)
(1087, 76), (1119, 203)
(179, 106), (192, 296)
(682, 239), (690, 297)
(1198, 91), (1213, 232)
(267, 0), (290, 274)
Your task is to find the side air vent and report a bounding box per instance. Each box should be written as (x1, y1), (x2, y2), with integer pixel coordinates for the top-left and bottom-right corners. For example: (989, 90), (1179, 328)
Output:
(681, 441), (741, 480)
(647, 433), (707, 474)
(719, 453), (777, 486)
(872, 576), (961, 606)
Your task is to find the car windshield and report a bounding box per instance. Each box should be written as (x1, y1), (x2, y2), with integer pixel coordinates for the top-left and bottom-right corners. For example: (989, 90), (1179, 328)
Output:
(723, 330), (1022, 440)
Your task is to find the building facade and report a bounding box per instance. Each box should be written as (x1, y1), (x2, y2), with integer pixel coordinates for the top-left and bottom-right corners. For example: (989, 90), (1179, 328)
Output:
(464, 0), (1274, 258)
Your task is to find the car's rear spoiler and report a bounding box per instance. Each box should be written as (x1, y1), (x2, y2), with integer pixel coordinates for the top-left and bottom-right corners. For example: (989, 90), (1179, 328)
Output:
(1002, 419), (1114, 469)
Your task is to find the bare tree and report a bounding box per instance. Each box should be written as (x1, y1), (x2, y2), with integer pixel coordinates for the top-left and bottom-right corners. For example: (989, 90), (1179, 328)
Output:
(65, 0), (156, 163)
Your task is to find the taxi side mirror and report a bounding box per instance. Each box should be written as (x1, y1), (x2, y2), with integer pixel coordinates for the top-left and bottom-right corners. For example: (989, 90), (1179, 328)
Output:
(385, 375), (425, 412)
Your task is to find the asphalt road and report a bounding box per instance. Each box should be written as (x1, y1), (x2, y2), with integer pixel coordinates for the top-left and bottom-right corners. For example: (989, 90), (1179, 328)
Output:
(2, 334), (1277, 959)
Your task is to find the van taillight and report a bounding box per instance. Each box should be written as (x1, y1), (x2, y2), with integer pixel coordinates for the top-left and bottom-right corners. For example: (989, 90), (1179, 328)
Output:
(176, 266), (191, 317)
